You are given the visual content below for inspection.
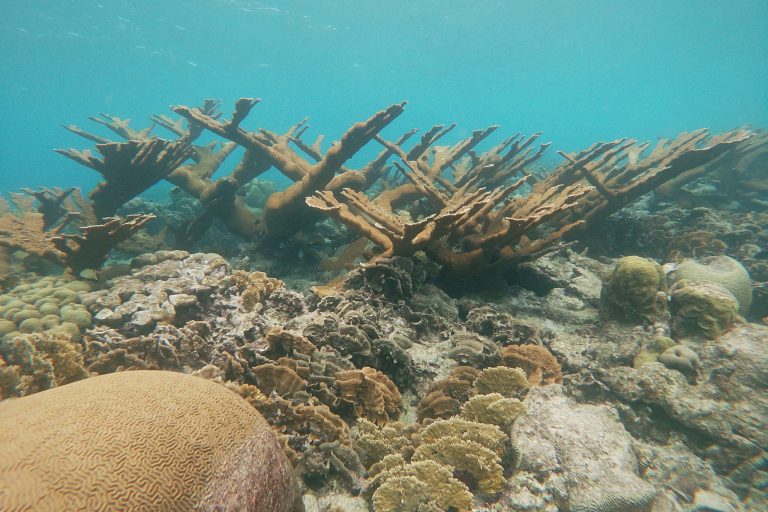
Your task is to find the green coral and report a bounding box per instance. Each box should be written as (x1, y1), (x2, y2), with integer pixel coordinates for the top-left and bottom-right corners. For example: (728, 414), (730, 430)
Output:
(658, 344), (700, 374)
(633, 336), (676, 368)
(601, 256), (667, 324)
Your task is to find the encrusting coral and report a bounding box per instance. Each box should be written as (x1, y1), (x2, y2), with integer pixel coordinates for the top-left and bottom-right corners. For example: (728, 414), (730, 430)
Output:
(0, 370), (303, 512)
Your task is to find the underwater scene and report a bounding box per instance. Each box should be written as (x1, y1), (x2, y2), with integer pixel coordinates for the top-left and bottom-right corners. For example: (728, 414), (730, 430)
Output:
(1, 0), (767, 511)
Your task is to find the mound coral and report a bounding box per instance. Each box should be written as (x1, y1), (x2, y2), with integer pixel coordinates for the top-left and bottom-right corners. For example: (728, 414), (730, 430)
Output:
(669, 280), (739, 338)
(600, 255), (667, 324)
(658, 344), (700, 374)
(668, 255), (752, 315)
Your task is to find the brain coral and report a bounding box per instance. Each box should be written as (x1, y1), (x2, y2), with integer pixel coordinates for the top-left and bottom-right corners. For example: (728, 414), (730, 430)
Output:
(669, 255), (752, 315)
(600, 256), (667, 324)
(0, 370), (302, 512)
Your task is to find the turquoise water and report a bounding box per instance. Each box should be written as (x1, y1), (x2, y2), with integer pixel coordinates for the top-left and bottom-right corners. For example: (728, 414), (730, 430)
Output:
(1, 0), (766, 193)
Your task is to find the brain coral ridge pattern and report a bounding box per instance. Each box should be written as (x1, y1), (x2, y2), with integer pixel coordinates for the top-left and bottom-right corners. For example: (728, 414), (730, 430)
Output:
(0, 370), (298, 512)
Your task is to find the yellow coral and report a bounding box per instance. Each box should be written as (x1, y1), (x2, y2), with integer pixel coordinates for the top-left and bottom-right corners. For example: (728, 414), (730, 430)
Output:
(473, 366), (528, 397)
(371, 460), (474, 512)
(233, 270), (285, 310)
(412, 436), (505, 495)
(335, 367), (402, 425)
(353, 418), (415, 469)
(461, 392), (526, 429)
(499, 344), (562, 385)
(418, 417), (507, 458)
(373, 475), (429, 512)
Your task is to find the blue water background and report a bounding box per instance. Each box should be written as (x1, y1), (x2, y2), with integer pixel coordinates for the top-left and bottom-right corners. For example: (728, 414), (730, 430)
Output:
(1, 0), (766, 195)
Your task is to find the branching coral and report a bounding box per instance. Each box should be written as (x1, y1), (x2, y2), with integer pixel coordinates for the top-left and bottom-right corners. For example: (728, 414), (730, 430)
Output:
(0, 204), (154, 273)
(50, 214), (156, 273)
(308, 126), (750, 275)
(55, 139), (193, 218)
(57, 96), (749, 274)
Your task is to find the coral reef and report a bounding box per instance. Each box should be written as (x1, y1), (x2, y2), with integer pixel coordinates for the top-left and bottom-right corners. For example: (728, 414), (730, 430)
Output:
(2, 105), (764, 511)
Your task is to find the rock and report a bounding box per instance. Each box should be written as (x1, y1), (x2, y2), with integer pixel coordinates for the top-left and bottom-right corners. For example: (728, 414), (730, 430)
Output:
(632, 441), (744, 512)
(510, 385), (656, 512)
(598, 324), (768, 507)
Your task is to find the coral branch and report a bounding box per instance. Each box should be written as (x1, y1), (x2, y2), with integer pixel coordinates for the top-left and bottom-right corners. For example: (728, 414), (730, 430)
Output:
(50, 214), (156, 273)
(56, 139), (193, 218)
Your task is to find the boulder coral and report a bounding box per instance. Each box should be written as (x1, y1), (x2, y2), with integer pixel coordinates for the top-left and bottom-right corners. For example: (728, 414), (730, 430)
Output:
(669, 280), (739, 339)
(658, 344), (700, 374)
(668, 255), (752, 315)
(0, 370), (302, 512)
(600, 255), (667, 324)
